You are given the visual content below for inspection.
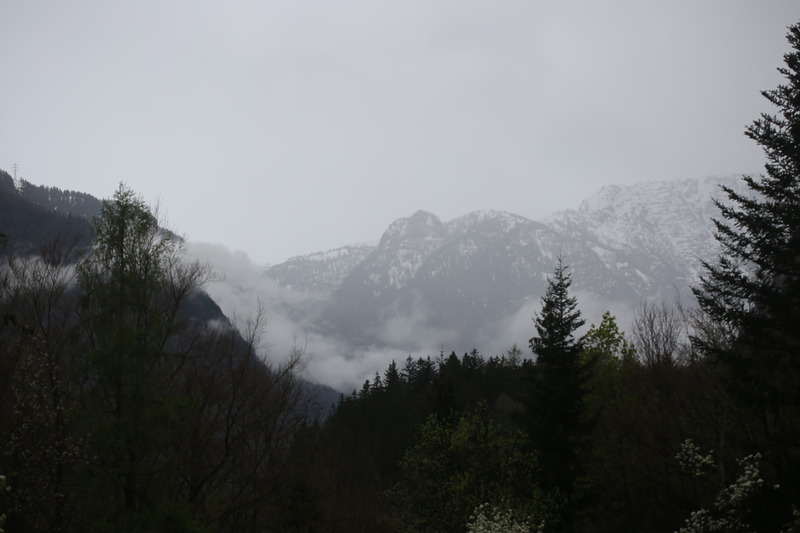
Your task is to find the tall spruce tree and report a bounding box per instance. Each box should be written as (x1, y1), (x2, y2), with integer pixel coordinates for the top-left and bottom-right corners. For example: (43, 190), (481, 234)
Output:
(522, 257), (588, 532)
(694, 20), (800, 527)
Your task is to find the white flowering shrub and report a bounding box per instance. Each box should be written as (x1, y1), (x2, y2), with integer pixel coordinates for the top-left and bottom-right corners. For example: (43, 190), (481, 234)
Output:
(674, 438), (764, 533)
(676, 439), (714, 477)
(466, 502), (544, 533)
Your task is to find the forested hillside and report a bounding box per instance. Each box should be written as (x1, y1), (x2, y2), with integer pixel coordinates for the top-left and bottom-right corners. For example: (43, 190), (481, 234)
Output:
(0, 185), (315, 532)
(14, 177), (103, 220)
(0, 170), (95, 256)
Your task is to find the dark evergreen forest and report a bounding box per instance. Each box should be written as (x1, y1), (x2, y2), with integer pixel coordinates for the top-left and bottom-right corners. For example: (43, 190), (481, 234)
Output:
(0, 171), (96, 257)
(1, 19), (800, 533)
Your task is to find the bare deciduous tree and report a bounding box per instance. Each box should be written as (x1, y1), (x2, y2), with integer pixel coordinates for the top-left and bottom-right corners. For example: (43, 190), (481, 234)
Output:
(632, 300), (692, 367)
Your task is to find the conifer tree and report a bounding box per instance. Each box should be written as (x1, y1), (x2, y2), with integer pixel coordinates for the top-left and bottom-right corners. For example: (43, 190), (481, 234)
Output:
(521, 257), (588, 531)
(530, 258), (585, 363)
(695, 21), (800, 405)
(693, 20), (800, 527)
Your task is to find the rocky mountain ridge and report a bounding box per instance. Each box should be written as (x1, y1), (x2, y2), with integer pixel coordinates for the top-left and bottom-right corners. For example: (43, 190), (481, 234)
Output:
(264, 175), (749, 352)
(266, 244), (375, 294)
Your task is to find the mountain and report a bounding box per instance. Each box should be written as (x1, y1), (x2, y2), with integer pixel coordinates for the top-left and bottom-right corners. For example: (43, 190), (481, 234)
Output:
(318, 210), (572, 348)
(265, 175), (748, 352)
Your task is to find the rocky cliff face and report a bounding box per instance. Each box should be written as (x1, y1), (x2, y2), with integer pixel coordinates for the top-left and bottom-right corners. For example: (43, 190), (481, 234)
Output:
(546, 176), (745, 301)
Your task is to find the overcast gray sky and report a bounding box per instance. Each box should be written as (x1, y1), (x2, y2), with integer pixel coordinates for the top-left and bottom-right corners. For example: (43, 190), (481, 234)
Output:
(2, 1), (798, 265)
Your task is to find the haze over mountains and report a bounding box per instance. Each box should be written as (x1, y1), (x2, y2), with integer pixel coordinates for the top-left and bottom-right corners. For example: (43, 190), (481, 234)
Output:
(0, 168), (748, 390)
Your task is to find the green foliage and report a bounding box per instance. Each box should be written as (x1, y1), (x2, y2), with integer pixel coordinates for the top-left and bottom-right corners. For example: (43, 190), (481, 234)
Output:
(582, 311), (635, 366)
(388, 406), (554, 533)
(581, 311), (636, 421)
(307, 352), (531, 531)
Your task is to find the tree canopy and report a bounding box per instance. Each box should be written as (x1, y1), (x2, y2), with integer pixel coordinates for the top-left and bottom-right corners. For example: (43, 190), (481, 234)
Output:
(694, 20), (800, 529)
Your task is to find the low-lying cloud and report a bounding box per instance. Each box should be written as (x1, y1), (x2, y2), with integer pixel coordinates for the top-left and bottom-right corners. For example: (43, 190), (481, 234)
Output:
(186, 243), (644, 392)
(188, 242), (413, 391)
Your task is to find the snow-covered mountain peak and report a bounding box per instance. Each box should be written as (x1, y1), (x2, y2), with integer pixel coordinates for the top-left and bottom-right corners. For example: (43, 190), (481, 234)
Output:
(446, 210), (531, 236)
(544, 175), (752, 295)
(379, 210), (443, 248)
(575, 175), (741, 218)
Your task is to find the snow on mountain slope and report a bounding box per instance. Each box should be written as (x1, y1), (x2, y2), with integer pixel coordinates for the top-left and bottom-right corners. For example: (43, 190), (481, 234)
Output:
(261, 175), (752, 354)
(546, 175), (747, 297)
(550, 176), (734, 260)
(338, 210), (447, 297)
(266, 244), (375, 294)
